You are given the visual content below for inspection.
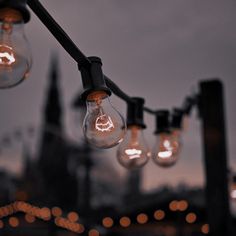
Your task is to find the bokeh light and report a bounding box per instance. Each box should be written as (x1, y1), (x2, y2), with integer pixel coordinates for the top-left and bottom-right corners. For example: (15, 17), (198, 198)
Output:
(154, 210), (165, 220)
(67, 211), (79, 222)
(137, 213), (148, 224)
(120, 216), (131, 227)
(201, 224), (210, 234)
(25, 214), (36, 223)
(102, 217), (114, 228)
(88, 229), (100, 236)
(178, 200), (188, 211)
(169, 200), (178, 211)
(51, 206), (62, 217)
(186, 213), (197, 223)
(9, 217), (19, 227)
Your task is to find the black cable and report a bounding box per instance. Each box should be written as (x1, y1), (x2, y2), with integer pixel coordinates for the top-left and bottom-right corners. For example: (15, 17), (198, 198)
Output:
(104, 76), (134, 103)
(182, 95), (198, 115)
(27, 0), (194, 117)
(104, 76), (157, 114)
(143, 107), (156, 114)
(27, 0), (90, 67)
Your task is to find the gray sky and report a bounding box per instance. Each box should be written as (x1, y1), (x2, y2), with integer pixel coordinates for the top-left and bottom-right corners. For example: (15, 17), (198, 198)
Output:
(0, 0), (236, 191)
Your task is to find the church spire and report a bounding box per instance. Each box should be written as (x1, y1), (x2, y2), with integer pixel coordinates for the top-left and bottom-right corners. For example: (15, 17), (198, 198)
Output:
(44, 53), (62, 129)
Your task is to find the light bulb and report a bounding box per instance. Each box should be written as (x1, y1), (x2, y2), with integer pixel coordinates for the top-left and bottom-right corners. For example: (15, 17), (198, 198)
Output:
(83, 91), (126, 148)
(152, 132), (178, 167)
(117, 125), (150, 169)
(0, 8), (31, 88)
(231, 187), (236, 200)
(230, 175), (236, 200)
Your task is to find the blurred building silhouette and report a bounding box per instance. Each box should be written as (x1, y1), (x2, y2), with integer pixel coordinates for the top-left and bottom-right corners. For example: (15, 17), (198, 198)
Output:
(37, 55), (78, 209)
(0, 169), (15, 204)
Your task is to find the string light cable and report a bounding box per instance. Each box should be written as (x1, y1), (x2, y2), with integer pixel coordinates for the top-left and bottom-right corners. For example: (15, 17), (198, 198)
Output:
(0, 0), (198, 156)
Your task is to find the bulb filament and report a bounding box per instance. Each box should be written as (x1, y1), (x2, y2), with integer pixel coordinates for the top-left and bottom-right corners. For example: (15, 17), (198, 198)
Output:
(125, 148), (142, 159)
(158, 150), (173, 159)
(95, 113), (114, 132)
(0, 45), (15, 66)
(163, 140), (172, 150)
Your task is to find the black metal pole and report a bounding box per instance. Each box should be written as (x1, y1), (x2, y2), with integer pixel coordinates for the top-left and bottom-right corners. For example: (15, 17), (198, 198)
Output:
(199, 80), (232, 236)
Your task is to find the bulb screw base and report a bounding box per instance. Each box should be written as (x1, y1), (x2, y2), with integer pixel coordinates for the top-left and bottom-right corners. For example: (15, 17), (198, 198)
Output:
(79, 56), (111, 100)
(127, 97), (146, 129)
(154, 110), (170, 134)
(0, 0), (30, 23)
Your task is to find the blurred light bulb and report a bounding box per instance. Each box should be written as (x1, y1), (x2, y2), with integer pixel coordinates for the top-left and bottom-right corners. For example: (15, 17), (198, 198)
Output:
(117, 125), (150, 169)
(152, 132), (178, 167)
(231, 190), (236, 199)
(83, 91), (126, 148)
(0, 8), (31, 88)
(230, 175), (236, 200)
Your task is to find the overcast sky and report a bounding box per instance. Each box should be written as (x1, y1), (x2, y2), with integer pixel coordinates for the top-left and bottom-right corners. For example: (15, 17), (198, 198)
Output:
(0, 0), (236, 191)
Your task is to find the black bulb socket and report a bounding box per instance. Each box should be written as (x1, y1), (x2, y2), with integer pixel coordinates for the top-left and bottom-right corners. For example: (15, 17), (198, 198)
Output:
(79, 56), (111, 101)
(171, 108), (184, 129)
(0, 0), (30, 23)
(154, 110), (170, 134)
(127, 97), (146, 129)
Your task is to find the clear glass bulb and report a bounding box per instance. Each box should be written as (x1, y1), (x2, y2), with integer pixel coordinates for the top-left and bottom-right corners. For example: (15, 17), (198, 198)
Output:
(152, 132), (179, 167)
(83, 91), (126, 149)
(230, 183), (236, 200)
(0, 9), (32, 88)
(229, 175), (236, 200)
(117, 125), (150, 169)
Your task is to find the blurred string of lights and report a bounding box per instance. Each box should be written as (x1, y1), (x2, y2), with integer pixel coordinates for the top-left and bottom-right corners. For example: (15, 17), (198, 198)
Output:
(0, 0), (199, 169)
(0, 200), (209, 235)
(0, 201), (85, 234)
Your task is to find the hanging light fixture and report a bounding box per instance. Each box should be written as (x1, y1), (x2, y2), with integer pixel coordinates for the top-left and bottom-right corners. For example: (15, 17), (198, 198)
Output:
(0, 0), (31, 88)
(117, 97), (150, 169)
(80, 57), (126, 149)
(152, 110), (178, 167)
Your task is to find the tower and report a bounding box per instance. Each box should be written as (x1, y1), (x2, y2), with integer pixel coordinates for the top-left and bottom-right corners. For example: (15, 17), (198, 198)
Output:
(38, 54), (78, 208)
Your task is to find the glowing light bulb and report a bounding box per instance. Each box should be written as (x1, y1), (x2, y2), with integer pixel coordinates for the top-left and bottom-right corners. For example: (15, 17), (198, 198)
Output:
(231, 190), (236, 199)
(83, 91), (126, 148)
(117, 125), (150, 169)
(152, 132), (178, 167)
(230, 174), (236, 200)
(0, 8), (31, 88)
